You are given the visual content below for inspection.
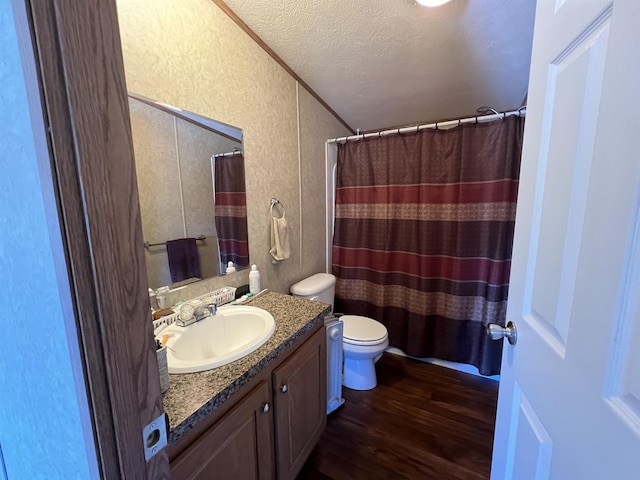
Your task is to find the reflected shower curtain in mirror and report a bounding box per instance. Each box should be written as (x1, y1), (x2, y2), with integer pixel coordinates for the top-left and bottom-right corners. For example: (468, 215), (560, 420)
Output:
(332, 116), (524, 375)
(214, 154), (249, 270)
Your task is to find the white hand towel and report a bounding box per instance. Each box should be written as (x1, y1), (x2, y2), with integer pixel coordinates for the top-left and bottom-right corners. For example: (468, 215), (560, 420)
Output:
(270, 216), (290, 263)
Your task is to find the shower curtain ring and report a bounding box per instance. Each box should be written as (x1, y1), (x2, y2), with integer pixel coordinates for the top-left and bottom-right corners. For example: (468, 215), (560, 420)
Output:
(435, 122), (439, 130)
(502, 112), (506, 121)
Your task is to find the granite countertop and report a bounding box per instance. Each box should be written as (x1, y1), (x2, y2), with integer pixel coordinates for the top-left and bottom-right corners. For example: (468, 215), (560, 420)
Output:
(162, 291), (330, 445)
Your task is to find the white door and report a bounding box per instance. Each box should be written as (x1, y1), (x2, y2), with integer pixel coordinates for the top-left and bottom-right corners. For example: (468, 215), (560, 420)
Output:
(491, 0), (640, 478)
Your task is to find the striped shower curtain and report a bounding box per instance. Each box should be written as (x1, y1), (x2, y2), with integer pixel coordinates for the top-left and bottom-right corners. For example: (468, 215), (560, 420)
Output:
(214, 154), (249, 270)
(332, 116), (524, 375)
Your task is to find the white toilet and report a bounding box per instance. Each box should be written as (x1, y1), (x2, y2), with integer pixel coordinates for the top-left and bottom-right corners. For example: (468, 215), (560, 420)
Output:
(290, 273), (389, 390)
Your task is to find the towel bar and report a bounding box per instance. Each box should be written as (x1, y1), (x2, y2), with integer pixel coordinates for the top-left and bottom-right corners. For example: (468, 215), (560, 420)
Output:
(144, 235), (206, 249)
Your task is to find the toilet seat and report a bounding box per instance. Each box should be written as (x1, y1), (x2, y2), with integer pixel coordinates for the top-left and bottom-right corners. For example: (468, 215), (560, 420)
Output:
(341, 315), (388, 346)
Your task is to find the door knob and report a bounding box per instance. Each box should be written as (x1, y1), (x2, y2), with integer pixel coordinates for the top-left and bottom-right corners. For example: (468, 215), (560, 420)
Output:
(280, 384), (288, 393)
(262, 403), (270, 413)
(487, 321), (518, 345)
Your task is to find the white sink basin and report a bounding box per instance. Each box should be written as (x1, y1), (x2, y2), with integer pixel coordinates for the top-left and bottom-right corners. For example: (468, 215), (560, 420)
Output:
(160, 305), (275, 374)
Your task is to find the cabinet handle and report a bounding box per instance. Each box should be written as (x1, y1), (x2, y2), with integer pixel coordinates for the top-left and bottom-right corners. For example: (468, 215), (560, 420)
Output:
(280, 384), (288, 393)
(262, 403), (269, 413)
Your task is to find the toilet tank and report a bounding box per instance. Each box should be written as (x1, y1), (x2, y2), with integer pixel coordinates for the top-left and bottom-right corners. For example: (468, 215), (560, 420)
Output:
(290, 273), (336, 311)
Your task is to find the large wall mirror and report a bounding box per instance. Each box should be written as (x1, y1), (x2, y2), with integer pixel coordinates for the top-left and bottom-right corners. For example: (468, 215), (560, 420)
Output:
(129, 94), (250, 289)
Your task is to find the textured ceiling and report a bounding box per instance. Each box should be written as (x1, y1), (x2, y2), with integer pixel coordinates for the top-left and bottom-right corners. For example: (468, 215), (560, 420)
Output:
(221, 0), (537, 132)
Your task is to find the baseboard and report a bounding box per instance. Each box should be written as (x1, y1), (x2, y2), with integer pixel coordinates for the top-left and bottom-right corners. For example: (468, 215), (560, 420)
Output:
(385, 347), (500, 381)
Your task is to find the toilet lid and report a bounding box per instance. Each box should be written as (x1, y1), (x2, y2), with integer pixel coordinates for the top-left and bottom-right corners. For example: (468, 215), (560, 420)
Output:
(341, 315), (388, 343)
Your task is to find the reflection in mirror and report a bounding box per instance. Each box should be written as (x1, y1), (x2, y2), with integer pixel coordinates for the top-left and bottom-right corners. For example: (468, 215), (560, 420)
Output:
(128, 93), (250, 289)
(213, 151), (249, 272)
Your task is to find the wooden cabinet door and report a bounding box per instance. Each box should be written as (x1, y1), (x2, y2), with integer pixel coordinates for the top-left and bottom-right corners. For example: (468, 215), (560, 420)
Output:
(273, 327), (327, 480)
(170, 381), (275, 480)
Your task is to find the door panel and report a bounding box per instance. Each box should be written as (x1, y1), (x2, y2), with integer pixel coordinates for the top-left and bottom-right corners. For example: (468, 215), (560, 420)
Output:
(604, 201), (640, 435)
(170, 381), (275, 480)
(527, 11), (610, 354)
(511, 386), (552, 480)
(273, 327), (326, 480)
(492, 0), (640, 478)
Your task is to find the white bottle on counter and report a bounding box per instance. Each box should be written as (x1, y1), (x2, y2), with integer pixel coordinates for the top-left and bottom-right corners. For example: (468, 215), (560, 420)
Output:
(249, 264), (261, 294)
(226, 261), (236, 274)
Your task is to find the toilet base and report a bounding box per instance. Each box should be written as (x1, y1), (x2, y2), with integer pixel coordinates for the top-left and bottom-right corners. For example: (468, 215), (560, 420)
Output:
(343, 358), (377, 390)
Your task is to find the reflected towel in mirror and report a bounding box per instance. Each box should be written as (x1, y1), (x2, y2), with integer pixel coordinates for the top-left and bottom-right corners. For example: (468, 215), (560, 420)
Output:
(166, 238), (202, 283)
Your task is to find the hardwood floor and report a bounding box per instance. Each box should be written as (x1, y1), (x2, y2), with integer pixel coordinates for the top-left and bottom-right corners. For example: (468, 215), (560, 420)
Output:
(297, 353), (499, 480)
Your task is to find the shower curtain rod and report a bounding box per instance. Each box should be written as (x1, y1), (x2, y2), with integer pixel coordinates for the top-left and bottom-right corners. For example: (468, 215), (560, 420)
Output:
(327, 107), (526, 144)
(213, 150), (243, 158)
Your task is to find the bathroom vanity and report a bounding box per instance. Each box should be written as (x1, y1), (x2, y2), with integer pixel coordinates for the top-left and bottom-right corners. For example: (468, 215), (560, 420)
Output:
(163, 292), (329, 480)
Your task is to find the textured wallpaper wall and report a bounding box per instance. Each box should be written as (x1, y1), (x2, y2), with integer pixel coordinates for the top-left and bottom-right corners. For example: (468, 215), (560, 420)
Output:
(117, 0), (349, 298)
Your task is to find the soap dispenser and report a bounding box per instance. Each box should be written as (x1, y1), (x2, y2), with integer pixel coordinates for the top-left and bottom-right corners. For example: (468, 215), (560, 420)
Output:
(249, 264), (261, 294)
(226, 261), (237, 274)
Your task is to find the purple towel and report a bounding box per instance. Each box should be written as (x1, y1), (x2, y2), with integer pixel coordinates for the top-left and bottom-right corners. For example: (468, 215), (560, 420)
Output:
(166, 238), (201, 283)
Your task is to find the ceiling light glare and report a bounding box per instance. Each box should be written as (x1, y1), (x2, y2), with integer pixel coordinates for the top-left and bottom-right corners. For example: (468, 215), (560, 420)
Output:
(416, 0), (453, 7)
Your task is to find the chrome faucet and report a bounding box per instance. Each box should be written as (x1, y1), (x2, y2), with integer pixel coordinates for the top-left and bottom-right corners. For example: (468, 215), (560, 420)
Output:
(195, 303), (217, 322)
(176, 302), (217, 327)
